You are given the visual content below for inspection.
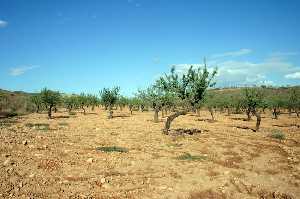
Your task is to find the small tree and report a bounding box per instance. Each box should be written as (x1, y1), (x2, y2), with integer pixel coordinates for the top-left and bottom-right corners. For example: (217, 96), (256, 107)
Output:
(87, 94), (99, 111)
(40, 88), (61, 119)
(137, 87), (162, 123)
(157, 62), (217, 134)
(287, 88), (300, 117)
(64, 94), (79, 113)
(30, 94), (42, 113)
(77, 93), (88, 115)
(100, 87), (120, 119)
(117, 96), (128, 111)
(242, 87), (263, 131)
(127, 97), (140, 115)
(267, 93), (284, 119)
(204, 93), (217, 121)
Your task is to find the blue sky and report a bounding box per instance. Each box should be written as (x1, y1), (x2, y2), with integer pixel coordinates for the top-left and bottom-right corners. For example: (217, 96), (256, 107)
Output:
(0, 0), (300, 96)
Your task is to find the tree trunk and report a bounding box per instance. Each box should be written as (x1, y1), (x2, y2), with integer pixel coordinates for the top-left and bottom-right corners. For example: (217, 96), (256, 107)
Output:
(208, 107), (215, 121)
(68, 106), (72, 113)
(108, 105), (113, 119)
(246, 108), (251, 121)
(154, 108), (159, 123)
(163, 111), (187, 134)
(48, 105), (53, 119)
(288, 108), (292, 116)
(252, 109), (261, 132)
(82, 106), (86, 115)
(227, 107), (231, 116)
(141, 105), (144, 112)
(129, 105), (133, 115)
(92, 105), (95, 111)
(36, 105), (40, 113)
(273, 108), (278, 119)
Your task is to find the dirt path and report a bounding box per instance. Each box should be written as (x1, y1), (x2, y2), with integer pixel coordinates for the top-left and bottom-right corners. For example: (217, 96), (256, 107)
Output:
(1, 109), (299, 198)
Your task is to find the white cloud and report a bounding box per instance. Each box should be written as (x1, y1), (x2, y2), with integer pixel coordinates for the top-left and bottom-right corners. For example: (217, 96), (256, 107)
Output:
(172, 52), (300, 87)
(211, 49), (252, 58)
(285, 72), (300, 79)
(9, 66), (39, 76)
(0, 20), (8, 28)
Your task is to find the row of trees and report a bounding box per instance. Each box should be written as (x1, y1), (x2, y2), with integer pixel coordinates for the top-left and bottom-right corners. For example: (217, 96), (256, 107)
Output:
(29, 64), (299, 133)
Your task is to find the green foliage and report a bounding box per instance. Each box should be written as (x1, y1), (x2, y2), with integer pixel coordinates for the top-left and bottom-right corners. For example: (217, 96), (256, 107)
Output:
(100, 87), (120, 107)
(242, 87), (264, 110)
(117, 95), (129, 109)
(87, 94), (100, 109)
(40, 88), (61, 108)
(287, 88), (300, 116)
(100, 87), (120, 118)
(269, 130), (285, 140)
(264, 91), (284, 109)
(40, 88), (61, 118)
(30, 94), (42, 112)
(64, 94), (79, 112)
(157, 63), (217, 109)
(25, 123), (50, 131)
(78, 93), (88, 106)
(203, 93), (218, 109)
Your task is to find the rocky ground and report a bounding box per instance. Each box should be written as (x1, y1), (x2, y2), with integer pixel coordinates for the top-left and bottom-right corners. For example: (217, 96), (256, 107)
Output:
(0, 108), (299, 199)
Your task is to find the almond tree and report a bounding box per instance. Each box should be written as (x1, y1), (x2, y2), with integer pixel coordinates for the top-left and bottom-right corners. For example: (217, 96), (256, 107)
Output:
(242, 87), (263, 131)
(157, 63), (217, 134)
(203, 93), (217, 121)
(40, 88), (61, 119)
(267, 93), (285, 119)
(78, 93), (88, 115)
(127, 97), (140, 115)
(64, 94), (79, 113)
(117, 96), (128, 111)
(287, 87), (300, 117)
(87, 94), (100, 111)
(100, 87), (120, 119)
(137, 87), (163, 123)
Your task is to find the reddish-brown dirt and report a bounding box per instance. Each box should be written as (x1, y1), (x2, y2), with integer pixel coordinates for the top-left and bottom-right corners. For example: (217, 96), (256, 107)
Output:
(0, 108), (299, 198)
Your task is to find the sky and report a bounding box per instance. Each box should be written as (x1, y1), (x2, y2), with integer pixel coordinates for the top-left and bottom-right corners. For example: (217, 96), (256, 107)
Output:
(0, 0), (300, 96)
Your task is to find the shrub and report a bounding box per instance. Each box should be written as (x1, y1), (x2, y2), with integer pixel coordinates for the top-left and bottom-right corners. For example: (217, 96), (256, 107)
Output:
(269, 130), (285, 140)
(176, 153), (207, 161)
(96, 146), (128, 153)
(25, 123), (50, 131)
